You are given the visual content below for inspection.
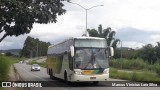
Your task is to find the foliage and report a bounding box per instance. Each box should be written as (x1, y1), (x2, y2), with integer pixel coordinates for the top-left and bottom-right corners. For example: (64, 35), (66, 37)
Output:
(88, 24), (120, 48)
(151, 63), (160, 76)
(109, 58), (147, 70)
(138, 44), (157, 64)
(0, 0), (68, 42)
(27, 60), (46, 68)
(88, 29), (99, 37)
(110, 58), (160, 76)
(115, 42), (160, 64)
(114, 48), (137, 59)
(5, 52), (13, 56)
(21, 36), (50, 58)
(0, 55), (25, 81)
(0, 56), (10, 81)
(110, 68), (160, 81)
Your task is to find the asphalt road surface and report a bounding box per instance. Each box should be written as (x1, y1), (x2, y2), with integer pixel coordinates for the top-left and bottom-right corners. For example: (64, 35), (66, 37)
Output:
(14, 63), (159, 90)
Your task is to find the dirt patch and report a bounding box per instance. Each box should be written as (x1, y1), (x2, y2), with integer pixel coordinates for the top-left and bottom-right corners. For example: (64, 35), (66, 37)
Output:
(3, 65), (29, 90)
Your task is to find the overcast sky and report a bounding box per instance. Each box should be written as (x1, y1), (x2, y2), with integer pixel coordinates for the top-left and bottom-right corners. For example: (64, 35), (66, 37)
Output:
(1, 0), (160, 50)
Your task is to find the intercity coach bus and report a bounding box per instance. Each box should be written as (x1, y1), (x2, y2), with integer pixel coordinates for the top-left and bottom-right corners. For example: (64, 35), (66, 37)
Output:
(47, 37), (114, 84)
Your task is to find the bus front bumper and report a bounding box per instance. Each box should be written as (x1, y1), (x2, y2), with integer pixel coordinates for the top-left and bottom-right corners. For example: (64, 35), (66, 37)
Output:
(70, 74), (109, 82)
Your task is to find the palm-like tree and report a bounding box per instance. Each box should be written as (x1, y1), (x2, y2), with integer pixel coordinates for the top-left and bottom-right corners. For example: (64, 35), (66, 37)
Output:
(88, 24), (120, 48)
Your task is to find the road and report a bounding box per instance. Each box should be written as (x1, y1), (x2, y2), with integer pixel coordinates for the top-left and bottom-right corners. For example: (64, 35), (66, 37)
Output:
(14, 60), (159, 90)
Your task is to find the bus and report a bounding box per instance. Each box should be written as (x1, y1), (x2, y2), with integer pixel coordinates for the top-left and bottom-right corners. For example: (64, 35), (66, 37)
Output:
(47, 37), (114, 84)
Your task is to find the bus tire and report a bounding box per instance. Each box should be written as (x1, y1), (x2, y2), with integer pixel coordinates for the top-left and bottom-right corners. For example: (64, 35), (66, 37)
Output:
(49, 69), (51, 75)
(64, 71), (68, 81)
(64, 71), (70, 85)
(50, 69), (54, 79)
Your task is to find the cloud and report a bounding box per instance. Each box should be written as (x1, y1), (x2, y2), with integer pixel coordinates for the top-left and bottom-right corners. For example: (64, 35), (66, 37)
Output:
(117, 41), (145, 49)
(1, 0), (160, 50)
(116, 27), (160, 48)
(0, 35), (27, 50)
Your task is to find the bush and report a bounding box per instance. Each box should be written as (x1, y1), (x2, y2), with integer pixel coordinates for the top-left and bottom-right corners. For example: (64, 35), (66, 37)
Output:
(0, 56), (10, 81)
(27, 60), (46, 68)
(5, 52), (13, 56)
(109, 58), (147, 70)
(0, 55), (26, 81)
(110, 68), (160, 81)
(153, 64), (160, 76)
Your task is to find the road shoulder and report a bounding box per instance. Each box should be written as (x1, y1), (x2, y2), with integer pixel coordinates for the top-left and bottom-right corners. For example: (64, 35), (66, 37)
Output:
(3, 65), (29, 90)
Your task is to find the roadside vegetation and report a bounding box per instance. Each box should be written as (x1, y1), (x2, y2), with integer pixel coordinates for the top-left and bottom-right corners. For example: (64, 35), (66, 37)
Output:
(27, 60), (47, 68)
(88, 24), (160, 82)
(21, 36), (50, 58)
(110, 67), (160, 81)
(109, 58), (160, 81)
(109, 42), (160, 82)
(110, 58), (160, 75)
(0, 55), (26, 81)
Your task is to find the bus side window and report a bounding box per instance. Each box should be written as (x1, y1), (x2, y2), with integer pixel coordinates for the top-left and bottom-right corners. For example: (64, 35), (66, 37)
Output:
(68, 53), (73, 70)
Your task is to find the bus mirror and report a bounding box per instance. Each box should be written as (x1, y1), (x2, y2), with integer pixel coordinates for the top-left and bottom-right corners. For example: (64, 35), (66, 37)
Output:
(70, 46), (74, 57)
(109, 47), (114, 57)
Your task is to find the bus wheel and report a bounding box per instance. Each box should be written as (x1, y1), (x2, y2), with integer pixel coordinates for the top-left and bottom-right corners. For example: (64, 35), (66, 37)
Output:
(64, 71), (68, 81)
(64, 71), (70, 85)
(93, 81), (99, 85)
(50, 69), (54, 80)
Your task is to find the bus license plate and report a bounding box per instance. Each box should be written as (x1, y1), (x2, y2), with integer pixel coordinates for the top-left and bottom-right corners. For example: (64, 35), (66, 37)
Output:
(90, 77), (96, 80)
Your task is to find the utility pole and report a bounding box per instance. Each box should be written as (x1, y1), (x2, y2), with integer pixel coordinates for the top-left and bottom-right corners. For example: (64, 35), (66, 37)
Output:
(36, 43), (38, 58)
(120, 41), (122, 69)
(121, 41), (122, 58)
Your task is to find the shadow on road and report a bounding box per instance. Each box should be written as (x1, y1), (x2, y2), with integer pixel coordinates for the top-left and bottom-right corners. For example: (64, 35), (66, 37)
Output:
(47, 77), (108, 87)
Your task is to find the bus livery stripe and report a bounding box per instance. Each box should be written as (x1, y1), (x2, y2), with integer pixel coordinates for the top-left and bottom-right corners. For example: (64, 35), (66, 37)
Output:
(82, 69), (104, 75)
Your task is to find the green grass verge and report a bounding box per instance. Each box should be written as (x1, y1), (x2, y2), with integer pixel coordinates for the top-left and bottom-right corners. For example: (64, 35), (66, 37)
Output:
(110, 58), (160, 76)
(110, 67), (160, 81)
(0, 55), (27, 81)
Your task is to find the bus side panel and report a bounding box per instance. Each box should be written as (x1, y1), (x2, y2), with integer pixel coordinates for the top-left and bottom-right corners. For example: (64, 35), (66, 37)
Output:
(55, 55), (63, 74)
(47, 39), (74, 80)
(47, 55), (57, 76)
(54, 54), (73, 80)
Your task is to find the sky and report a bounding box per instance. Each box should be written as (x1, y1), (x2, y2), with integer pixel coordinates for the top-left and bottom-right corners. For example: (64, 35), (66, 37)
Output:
(1, 0), (160, 50)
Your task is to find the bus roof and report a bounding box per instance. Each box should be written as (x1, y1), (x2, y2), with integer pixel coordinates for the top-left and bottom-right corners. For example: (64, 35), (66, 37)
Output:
(74, 37), (105, 40)
(48, 36), (105, 48)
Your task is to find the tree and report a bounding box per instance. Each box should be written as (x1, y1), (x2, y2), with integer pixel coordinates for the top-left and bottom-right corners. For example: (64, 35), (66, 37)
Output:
(5, 52), (13, 56)
(88, 24), (120, 48)
(21, 36), (50, 58)
(88, 29), (99, 37)
(155, 42), (160, 59)
(0, 0), (70, 42)
(138, 44), (157, 64)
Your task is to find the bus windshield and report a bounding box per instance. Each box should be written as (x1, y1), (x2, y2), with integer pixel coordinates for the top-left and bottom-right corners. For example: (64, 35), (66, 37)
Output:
(74, 48), (109, 69)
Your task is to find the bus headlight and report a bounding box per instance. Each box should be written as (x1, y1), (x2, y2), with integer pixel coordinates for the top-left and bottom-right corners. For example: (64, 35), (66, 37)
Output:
(103, 70), (109, 74)
(74, 71), (82, 75)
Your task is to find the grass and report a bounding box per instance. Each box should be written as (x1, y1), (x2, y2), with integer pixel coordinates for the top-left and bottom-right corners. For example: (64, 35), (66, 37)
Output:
(0, 55), (27, 81)
(109, 58), (160, 76)
(27, 60), (47, 68)
(110, 67), (160, 81)
(0, 56), (11, 81)
(0, 55), (27, 90)
(109, 58), (148, 70)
